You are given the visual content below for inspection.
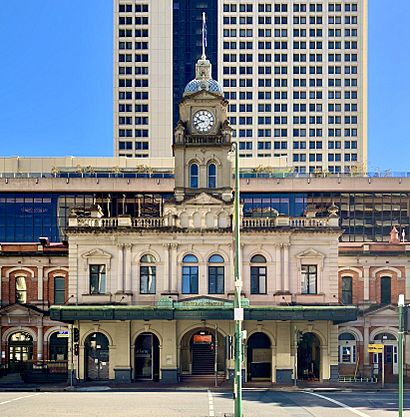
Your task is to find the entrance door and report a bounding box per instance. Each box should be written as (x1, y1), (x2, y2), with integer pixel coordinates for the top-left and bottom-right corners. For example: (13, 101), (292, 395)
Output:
(297, 332), (321, 380)
(191, 332), (215, 375)
(49, 332), (68, 361)
(8, 332), (33, 373)
(135, 333), (160, 381)
(247, 332), (271, 380)
(85, 333), (109, 381)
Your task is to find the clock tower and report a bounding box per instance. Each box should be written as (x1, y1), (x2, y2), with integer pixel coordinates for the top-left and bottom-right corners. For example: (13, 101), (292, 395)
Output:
(174, 47), (233, 203)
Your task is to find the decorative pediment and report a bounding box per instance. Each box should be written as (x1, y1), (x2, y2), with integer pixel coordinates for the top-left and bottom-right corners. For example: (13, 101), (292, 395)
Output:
(0, 303), (44, 317)
(296, 248), (325, 271)
(81, 248), (112, 260)
(364, 304), (397, 317)
(296, 248), (324, 259)
(182, 89), (226, 102)
(81, 248), (112, 271)
(183, 192), (226, 206)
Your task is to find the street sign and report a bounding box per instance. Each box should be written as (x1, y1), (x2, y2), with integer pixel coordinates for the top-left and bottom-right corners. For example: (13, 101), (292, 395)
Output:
(368, 343), (384, 353)
(57, 331), (69, 338)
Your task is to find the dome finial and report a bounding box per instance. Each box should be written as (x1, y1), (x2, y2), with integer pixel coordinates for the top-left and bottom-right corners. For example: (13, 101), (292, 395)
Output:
(201, 12), (207, 60)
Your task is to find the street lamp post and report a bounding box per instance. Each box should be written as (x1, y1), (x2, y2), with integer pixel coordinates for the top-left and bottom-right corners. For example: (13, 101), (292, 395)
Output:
(232, 141), (243, 417)
(398, 294), (404, 417)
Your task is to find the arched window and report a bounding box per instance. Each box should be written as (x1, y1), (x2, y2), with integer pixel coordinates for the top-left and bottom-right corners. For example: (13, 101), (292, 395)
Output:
(15, 276), (27, 304)
(338, 332), (357, 364)
(208, 163), (217, 189)
(140, 254), (156, 294)
(182, 254), (199, 294)
(341, 276), (353, 304)
(250, 255), (267, 294)
(208, 254), (224, 294)
(380, 276), (391, 305)
(190, 163), (199, 188)
(54, 277), (66, 305)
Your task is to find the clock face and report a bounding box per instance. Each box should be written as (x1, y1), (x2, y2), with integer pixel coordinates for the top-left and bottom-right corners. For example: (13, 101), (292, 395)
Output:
(193, 110), (215, 133)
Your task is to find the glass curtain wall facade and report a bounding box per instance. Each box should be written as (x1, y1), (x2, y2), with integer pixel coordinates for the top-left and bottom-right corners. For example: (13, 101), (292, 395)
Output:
(0, 192), (408, 243)
(173, 0), (218, 130)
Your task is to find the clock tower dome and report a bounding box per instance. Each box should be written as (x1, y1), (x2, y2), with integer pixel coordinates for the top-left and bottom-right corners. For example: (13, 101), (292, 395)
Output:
(174, 38), (233, 203)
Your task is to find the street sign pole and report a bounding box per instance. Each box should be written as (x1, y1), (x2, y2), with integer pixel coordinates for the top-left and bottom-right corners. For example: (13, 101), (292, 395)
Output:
(233, 142), (243, 417)
(398, 294), (404, 417)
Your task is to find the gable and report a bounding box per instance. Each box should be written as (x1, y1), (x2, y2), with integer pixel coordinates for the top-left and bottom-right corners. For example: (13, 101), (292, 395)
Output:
(183, 192), (227, 206)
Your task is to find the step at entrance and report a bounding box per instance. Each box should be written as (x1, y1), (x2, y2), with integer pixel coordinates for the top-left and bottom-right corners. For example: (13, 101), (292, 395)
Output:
(192, 344), (215, 375)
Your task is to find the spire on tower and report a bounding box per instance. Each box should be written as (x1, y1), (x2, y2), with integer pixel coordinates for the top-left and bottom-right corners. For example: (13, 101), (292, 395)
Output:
(201, 12), (207, 59)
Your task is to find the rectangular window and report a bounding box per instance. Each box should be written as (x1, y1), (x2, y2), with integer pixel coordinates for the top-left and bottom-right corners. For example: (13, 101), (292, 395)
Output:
(15, 276), (27, 304)
(381, 276), (391, 304)
(301, 265), (317, 294)
(250, 266), (267, 294)
(89, 265), (106, 294)
(339, 344), (357, 364)
(140, 266), (156, 294)
(342, 276), (353, 304)
(54, 277), (65, 305)
(208, 266), (224, 294)
(182, 266), (198, 294)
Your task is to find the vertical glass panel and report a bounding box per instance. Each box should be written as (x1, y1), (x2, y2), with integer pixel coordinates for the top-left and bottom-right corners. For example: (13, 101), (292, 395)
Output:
(15, 277), (27, 304)
(208, 163), (217, 189)
(380, 276), (391, 305)
(190, 164), (199, 188)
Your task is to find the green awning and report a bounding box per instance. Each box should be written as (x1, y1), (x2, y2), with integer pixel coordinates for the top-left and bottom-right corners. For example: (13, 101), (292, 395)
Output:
(50, 305), (357, 324)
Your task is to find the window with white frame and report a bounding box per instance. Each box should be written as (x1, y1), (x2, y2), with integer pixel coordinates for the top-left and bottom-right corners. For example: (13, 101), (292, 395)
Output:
(140, 254), (156, 294)
(338, 332), (357, 364)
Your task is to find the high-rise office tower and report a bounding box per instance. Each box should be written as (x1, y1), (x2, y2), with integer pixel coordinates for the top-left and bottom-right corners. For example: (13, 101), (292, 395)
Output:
(114, 0), (368, 174)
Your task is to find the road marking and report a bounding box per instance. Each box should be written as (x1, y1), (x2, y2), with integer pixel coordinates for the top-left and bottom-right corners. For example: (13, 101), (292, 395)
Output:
(207, 389), (215, 417)
(0, 393), (43, 406)
(305, 391), (371, 417)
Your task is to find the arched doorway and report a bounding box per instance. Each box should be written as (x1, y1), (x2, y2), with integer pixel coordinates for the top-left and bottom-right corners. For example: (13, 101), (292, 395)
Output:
(247, 332), (271, 381)
(49, 332), (68, 361)
(85, 332), (109, 381)
(180, 328), (225, 377)
(135, 333), (160, 381)
(373, 332), (398, 382)
(297, 332), (320, 380)
(8, 331), (33, 373)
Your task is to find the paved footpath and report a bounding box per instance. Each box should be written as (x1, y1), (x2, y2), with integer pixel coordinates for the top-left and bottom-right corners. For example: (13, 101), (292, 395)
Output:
(1, 389), (410, 417)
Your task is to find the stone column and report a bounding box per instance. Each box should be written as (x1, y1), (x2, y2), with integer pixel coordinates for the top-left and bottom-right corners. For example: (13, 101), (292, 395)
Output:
(275, 245), (282, 291)
(124, 244), (132, 293)
(170, 243), (178, 293)
(363, 266), (370, 301)
(283, 244), (289, 292)
(37, 266), (44, 302)
(162, 243), (170, 293)
(37, 325), (44, 361)
(117, 244), (124, 293)
(363, 324), (370, 366)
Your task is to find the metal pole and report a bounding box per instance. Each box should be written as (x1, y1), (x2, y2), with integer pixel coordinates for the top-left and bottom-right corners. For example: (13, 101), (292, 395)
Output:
(294, 327), (298, 387)
(398, 294), (404, 417)
(381, 346), (385, 389)
(69, 324), (73, 388)
(233, 142), (243, 417)
(214, 325), (218, 388)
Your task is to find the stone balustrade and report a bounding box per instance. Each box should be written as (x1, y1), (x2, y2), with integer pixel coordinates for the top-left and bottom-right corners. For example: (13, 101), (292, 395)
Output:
(69, 214), (338, 230)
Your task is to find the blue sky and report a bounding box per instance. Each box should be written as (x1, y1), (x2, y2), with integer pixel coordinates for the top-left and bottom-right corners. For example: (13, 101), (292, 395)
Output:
(0, 1), (408, 172)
